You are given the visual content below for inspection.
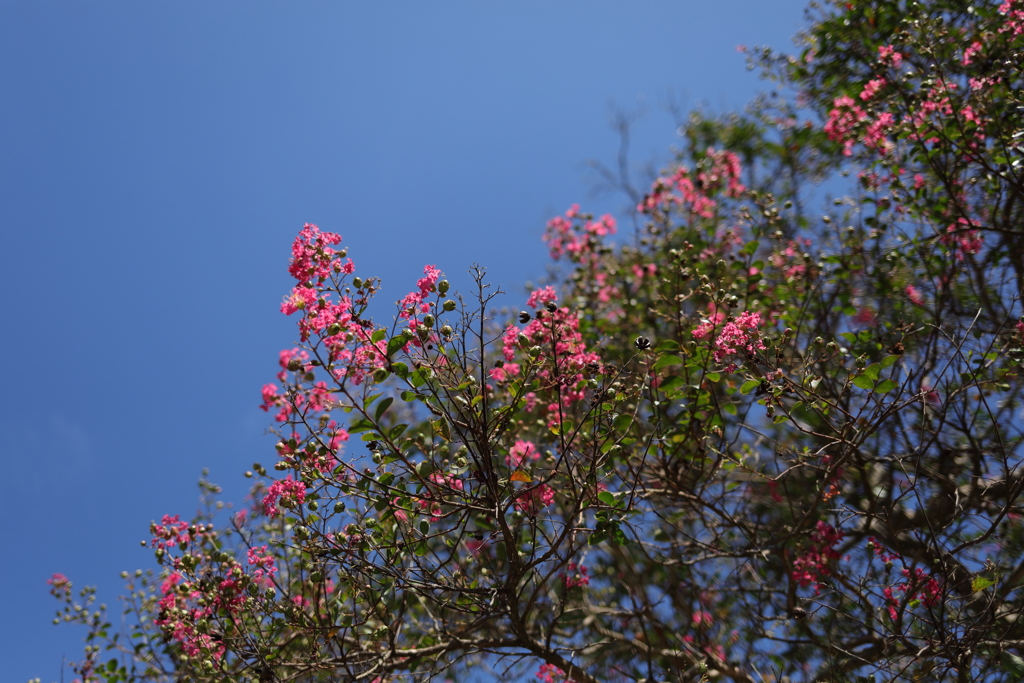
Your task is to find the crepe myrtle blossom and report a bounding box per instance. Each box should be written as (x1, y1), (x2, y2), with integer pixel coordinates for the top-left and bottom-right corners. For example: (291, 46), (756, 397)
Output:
(884, 568), (942, 621)
(693, 311), (767, 364)
(791, 521), (844, 593)
(506, 440), (540, 468)
(536, 664), (575, 683)
(564, 562), (590, 589)
(262, 476), (306, 518)
(514, 483), (556, 514)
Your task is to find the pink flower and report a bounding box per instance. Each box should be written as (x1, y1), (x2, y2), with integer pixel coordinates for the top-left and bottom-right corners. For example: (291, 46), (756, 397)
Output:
(905, 285), (925, 307)
(564, 562), (590, 588)
(692, 610), (713, 627)
(514, 484), (555, 514)
(536, 664), (574, 683)
(262, 476), (306, 517)
(962, 41), (983, 65)
(791, 521), (844, 592)
(859, 77), (886, 101)
(853, 307), (876, 326)
(506, 440), (540, 468)
(47, 573), (71, 597)
(878, 45), (903, 68)
(526, 286), (558, 309)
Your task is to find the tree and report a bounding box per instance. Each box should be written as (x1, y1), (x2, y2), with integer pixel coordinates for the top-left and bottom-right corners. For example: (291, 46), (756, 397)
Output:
(43, 1), (1024, 681)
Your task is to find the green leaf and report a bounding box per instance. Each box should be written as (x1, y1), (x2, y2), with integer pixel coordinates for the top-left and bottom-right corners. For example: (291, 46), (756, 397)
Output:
(348, 418), (375, 434)
(706, 372), (721, 383)
(852, 375), (876, 391)
(862, 363), (881, 381)
(880, 354), (898, 369)
(773, 414), (788, 423)
(386, 334), (409, 357)
(390, 423), (408, 440)
(653, 354), (684, 371)
(874, 379), (898, 393)
(740, 379), (761, 394)
(972, 575), (996, 593)
(1002, 653), (1024, 677)
(371, 329), (386, 343)
(598, 491), (616, 506)
(375, 397), (393, 422)
(391, 362), (409, 379)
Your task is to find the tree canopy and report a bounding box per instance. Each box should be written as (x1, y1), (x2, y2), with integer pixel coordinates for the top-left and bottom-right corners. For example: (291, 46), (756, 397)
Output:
(44, 1), (1024, 681)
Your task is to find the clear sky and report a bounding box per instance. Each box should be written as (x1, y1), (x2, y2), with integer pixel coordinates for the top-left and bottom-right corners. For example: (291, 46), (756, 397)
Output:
(0, 2), (808, 679)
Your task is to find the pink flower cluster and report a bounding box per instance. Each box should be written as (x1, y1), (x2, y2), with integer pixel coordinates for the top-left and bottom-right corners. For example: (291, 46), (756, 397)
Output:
(878, 44), (903, 68)
(692, 311), (767, 364)
(536, 664), (574, 683)
(791, 521), (844, 592)
(543, 205), (617, 262)
(563, 562), (590, 589)
(287, 223), (350, 283)
(962, 41), (983, 65)
(399, 264), (442, 320)
(515, 483), (556, 514)
(154, 572), (229, 660)
(506, 439), (540, 468)
(47, 573), (71, 597)
(418, 472), (465, 519)
(262, 476), (307, 517)
(884, 567), (942, 621)
(999, 0), (1024, 37)
(824, 95), (868, 156)
(499, 294), (602, 426)
(637, 148), (745, 216)
(692, 610), (713, 627)
(150, 514), (197, 551)
(941, 217), (984, 258)
(247, 545), (277, 586)
(859, 77), (887, 101)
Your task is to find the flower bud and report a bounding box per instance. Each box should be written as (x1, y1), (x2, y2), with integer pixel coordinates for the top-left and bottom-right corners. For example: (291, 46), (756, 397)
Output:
(440, 325), (454, 338)
(334, 501), (346, 514)
(327, 323), (342, 336)
(373, 367), (389, 383)
(529, 346), (542, 358)
(422, 314), (435, 328)
(443, 300), (457, 312)
(438, 280), (450, 295)
(308, 500), (318, 511)
(287, 358), (304, 372)
(352, 277), (363, 289)
(310, 570), (323, 582)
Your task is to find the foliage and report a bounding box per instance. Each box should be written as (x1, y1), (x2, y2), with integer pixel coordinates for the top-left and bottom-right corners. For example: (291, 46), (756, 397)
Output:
(42, 1), (1024, 681)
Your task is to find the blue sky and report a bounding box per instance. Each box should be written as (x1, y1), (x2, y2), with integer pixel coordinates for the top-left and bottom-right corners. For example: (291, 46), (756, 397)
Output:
(0, 2), (807, 679)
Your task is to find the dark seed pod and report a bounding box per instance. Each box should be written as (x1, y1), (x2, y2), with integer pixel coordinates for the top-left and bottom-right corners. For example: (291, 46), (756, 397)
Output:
(545, 302), (557, 313)
(519, 311), (531, 323)
(634, 336), (652, 351)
